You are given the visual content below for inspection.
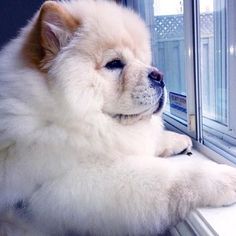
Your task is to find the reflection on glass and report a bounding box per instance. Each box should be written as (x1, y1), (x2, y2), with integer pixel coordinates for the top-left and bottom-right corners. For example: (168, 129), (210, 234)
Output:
(200, 0), (227, 125)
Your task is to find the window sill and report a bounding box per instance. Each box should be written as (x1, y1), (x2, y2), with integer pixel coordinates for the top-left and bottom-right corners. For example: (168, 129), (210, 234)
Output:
(172, 205), (236, 236)
(170, 150), (236, 236)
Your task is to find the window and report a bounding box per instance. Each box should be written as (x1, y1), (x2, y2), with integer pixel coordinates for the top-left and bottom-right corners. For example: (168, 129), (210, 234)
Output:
(199, 0), (236, 160)
(125, 0), (236, 163)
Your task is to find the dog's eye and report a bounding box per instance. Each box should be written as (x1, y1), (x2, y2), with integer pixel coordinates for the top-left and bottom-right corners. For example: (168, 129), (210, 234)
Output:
(105, 59), (124, 70)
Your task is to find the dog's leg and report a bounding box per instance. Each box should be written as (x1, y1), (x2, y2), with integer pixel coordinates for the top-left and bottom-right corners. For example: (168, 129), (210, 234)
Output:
(28, 157), (236, 235)
(156, 130), (192, 157)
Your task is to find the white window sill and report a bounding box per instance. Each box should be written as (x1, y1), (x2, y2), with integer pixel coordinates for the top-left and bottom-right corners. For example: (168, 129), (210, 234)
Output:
(170, 150), (236, 236)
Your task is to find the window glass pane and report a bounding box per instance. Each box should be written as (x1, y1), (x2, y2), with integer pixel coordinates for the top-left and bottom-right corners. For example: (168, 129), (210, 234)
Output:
(200, 0), (227, 125)
(151, 0), (187, 122)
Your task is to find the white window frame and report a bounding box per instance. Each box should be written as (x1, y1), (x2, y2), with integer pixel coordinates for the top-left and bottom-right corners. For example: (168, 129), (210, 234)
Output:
(195, 0), (236, 164)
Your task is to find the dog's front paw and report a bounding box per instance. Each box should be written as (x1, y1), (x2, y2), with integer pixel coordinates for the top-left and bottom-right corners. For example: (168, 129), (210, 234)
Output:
(208, 164), (236, 207)
(159, 132), (192, 157)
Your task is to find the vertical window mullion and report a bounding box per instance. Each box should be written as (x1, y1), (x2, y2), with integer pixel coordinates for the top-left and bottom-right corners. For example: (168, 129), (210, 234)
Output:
(183, 0), (197, 138)
(228, 0), (236, 136)
(193, 0), (203, 142)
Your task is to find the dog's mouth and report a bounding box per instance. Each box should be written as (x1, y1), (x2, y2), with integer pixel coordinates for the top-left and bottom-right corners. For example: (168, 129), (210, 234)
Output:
(109, 93), (165, 124)
(111, 113), (148, 125)
(153, 92), (165, 114)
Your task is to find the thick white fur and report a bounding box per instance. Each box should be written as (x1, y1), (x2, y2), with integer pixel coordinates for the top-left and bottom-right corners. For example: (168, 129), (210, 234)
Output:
(0, 1), (236, 235)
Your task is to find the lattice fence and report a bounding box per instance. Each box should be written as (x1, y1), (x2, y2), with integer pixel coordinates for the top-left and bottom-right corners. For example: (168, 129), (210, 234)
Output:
(200, 13), (213, 36)
(153, 13), (213, 40)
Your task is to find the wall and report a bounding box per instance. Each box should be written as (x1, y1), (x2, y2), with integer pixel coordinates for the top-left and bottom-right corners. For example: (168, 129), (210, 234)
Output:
(0, 0), (44, 49)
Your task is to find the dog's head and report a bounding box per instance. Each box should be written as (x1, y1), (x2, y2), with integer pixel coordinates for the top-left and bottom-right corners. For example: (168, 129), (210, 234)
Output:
(22, 0), (166, 125)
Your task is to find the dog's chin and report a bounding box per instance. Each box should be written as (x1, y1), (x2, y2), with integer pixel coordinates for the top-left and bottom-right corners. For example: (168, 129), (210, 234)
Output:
(108, 95), (165, 125)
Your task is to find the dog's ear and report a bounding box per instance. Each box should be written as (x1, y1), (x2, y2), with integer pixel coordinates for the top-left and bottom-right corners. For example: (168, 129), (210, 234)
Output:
(23, 1), (79, 71)
(39, 1), (79, 62)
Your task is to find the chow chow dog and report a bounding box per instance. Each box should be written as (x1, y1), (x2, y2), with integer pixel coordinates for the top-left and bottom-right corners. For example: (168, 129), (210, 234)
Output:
(0, 0), (236, 235)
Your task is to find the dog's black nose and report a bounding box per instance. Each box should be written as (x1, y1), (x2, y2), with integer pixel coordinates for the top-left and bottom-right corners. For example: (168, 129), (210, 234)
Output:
(148, 69), (165, 88)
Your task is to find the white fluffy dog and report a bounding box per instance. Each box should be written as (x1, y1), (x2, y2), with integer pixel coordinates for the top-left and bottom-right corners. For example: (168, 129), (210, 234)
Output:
(0, 1), (236, 235)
